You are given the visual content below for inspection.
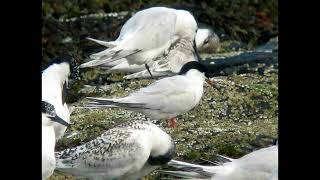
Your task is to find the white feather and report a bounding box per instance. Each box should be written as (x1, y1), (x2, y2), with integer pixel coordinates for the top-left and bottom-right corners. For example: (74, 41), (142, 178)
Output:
(162, 145), (278, 180)
(94, 27), (220, 78)
(42, 116), (57, 180)
(85, 69), (205, 121)
(55, 121), (175, 180)
(80, 7), (198, 68)
(86, 37), (117, 48)
(42, 62), (71, 140)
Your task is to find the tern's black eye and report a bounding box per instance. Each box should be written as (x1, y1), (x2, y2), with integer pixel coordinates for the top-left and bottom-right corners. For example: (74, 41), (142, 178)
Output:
(203, 38), (209, 44)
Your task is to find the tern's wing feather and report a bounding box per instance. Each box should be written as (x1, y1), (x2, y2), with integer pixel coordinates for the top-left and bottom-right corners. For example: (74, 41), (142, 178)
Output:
(86, 37), (117, 48)
(130, 75), (188, 96)
(85, 76), (195, 113)
(117, 7), (177, 50)
(159, 170), (210, 179)
(233, 145), (278, 173)
(80, 49), (141, 68)
(124, 70), (174, 79)
(56, 127), (151, 176)
(108, 61), (146, 73)
(124, 76), (197, 112)
(162, 146), (278, 180)
(123, 61), (176, 79)
(80, 7), (178, 68)
(42, 125), (56, 179)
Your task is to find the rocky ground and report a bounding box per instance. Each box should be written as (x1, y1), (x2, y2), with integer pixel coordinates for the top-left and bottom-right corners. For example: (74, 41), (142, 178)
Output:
(44, 13), (278, 180)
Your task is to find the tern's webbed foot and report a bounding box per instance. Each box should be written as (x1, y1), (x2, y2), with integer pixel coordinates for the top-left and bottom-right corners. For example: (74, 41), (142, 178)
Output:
(167, 117), (177, 128)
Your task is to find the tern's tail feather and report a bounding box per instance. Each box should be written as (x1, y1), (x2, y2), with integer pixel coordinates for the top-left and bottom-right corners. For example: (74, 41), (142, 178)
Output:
(85, 97), (147, 109)
(79, 55), (114, 68)
(124, 71), (171, 79)
(123, 68), (175, 79)
(86, 37), (117, 48)
(123, 62), (175, 79)
(167, 160), (214, 170)
(160, 160), (222, 179)
(108, 62), (146, 74)
(98, 59), (128, 72)
(159, 170), (210, 179)
(102, 58), (127, 68)
(80, 49), (140, 68)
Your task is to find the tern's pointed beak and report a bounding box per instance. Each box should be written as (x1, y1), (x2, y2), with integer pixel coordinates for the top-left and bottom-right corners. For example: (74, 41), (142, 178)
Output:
(49, 115), (71, 127)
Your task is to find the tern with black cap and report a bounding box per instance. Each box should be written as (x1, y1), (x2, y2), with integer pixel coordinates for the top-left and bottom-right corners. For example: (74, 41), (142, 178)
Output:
(84, 61), (213, 128)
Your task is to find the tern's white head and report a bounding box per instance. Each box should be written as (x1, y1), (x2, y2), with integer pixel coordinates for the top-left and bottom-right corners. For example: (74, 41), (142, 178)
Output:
(42, 55), (80, 87)
(42, 55), (78, 140)
(148, 124), (175, 165)
(196, 28), (220, 53)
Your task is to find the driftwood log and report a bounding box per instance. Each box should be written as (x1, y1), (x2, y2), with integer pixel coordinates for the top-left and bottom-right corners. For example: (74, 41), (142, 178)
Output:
(203, 51), (278, 77)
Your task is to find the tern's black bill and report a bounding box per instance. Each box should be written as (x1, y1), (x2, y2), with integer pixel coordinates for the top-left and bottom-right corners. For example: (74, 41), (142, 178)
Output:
(49, 115), (71, 127)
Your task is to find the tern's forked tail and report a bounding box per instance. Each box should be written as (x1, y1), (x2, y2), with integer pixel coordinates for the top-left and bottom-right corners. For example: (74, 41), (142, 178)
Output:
(84, 97), (147, 110)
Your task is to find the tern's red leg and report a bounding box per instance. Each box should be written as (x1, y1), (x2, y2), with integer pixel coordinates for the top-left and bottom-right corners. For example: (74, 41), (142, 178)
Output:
(167, 117), (177, 128)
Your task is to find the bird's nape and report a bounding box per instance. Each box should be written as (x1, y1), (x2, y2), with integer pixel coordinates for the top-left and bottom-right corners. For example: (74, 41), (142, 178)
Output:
(44, 54), (73, 69)
(69, 56), (81, 81)
(178, 61), (213, 83)
(178, 61), (206, 75)
(64, 56), (81, 90)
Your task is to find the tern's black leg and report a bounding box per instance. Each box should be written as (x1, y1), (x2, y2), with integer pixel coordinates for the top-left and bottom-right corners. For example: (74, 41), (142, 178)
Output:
(272, 138), (278, 145)
(145, 64), (154, 79)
